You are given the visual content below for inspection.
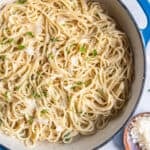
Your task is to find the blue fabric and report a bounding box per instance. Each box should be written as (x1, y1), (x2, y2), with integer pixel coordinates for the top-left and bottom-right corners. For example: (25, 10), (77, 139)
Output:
(138, 0), (150, 46)
(112, 130), (124, 150)
(0, 145), (9, 150)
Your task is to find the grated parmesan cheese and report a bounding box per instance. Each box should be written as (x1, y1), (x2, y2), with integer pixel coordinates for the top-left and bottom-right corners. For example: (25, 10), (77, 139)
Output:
(56, 126), (63, 132)
(25, 99), (37, 114)
(36, 119), (49, 125)
(35, 15), (43, 36)
(130, 115), (150, 150)
(71, 56), (78, 66)
(80, 38), (89, 44)
(25, 46), (34, 55)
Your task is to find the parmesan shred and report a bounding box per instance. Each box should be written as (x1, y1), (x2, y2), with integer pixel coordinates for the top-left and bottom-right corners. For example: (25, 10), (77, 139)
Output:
(130, 115), (150, 150)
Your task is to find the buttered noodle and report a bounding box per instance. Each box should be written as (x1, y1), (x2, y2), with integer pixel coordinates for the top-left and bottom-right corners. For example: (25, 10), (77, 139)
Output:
(0, 0), (133, 146)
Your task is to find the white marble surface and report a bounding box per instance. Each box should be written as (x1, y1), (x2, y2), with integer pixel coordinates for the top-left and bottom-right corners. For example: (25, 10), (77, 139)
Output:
(100, 0), (150, 150)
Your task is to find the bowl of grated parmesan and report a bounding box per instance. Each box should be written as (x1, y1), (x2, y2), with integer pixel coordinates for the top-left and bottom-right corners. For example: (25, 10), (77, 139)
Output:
(124, 112), (150, 150)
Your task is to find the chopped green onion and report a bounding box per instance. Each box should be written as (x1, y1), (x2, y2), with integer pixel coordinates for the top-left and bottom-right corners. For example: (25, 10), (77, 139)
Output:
(41, 109), (48, 114)
(93, 49), (97, 56)
(0, 37), (6, 44)
(67, 96), (71, 101)
(18, 45), (25, 50)
(14, 86), (20, 91)
(28, 116), (34, 125)
(71, 82), (83, 90)
(99, 89), (105, 97)
(17, 0), (27, 4)
(43, 91), (48, 97)
(85, 57), (91, 61)
(64, 132), (70, 138)
(7, 38), (14, 43)
(52, 98), (57, 103)
(32, 91), (41, 98)
(64, 137), (71, 142)
(66, 48), (70, 54)
(0, 38), (13, 44)
(50, 37), (59, 42)
(71, 86), (76, 90)
(79, 45), (86, 53)
(76, 81), (83, 85)
(3, 92), (8, 100)
(71, 43), (76, 47)
(95, 13), (99, 17)
(70, 108), (76, 113)
(8, 38), (14, 43)
(78, 111), (82, 114)
(26, 32), (34, 37)
(84, 80), (91, 87)
(0, 41), (4, 45)
(0, 119), (2, 127)
(48, 53), (54, 59)
(37, 71), (41, 76)
(0, 55), (6, 61)
(63, 132), (72, 142)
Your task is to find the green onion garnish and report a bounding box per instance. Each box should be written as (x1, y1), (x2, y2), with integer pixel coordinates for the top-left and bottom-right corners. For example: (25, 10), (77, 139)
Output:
(71, 86), (76, 90)
(93, 49), (97, 56)
(0, 38), (13, 44)
(84, 80), (91, 87)
(17, 0), (27, 4)
(41, 109), (48, 114)
(0, 55), (6, 61)
(64, 138), (71, 142)
(7, 38), (14, 43)
(79, 45), (86, 53)
(28, 116), (34, 125)
(67, 96), (71, 101)
(64, 132), (70, 138)
(32, 91), (41, 98)
(99, 89), (105, 97)
(48, 53), (54, 59)
(18, 45), (25, 50)
(76, 81), (83, 85)
(79, 111), (83, 114)
(66, 48), (70, 54)
(26, 32), (34, 37)
(0, 119), (2, 127)
(50, 37), (59, 42)
(0, 37), (6, 45)
(37, 71), (41, 76)
(43, 91), (48, 97)
(14, 86), (20, 91)
(3, 92), (8, 100)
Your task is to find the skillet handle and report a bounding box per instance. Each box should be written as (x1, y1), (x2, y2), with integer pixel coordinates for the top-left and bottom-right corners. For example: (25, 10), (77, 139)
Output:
(137, 0), (150, 46)
(0, 145), (9, 150)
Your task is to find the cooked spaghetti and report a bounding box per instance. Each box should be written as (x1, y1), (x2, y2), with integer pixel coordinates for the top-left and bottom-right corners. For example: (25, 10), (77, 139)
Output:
(0, 0), (133, 146)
